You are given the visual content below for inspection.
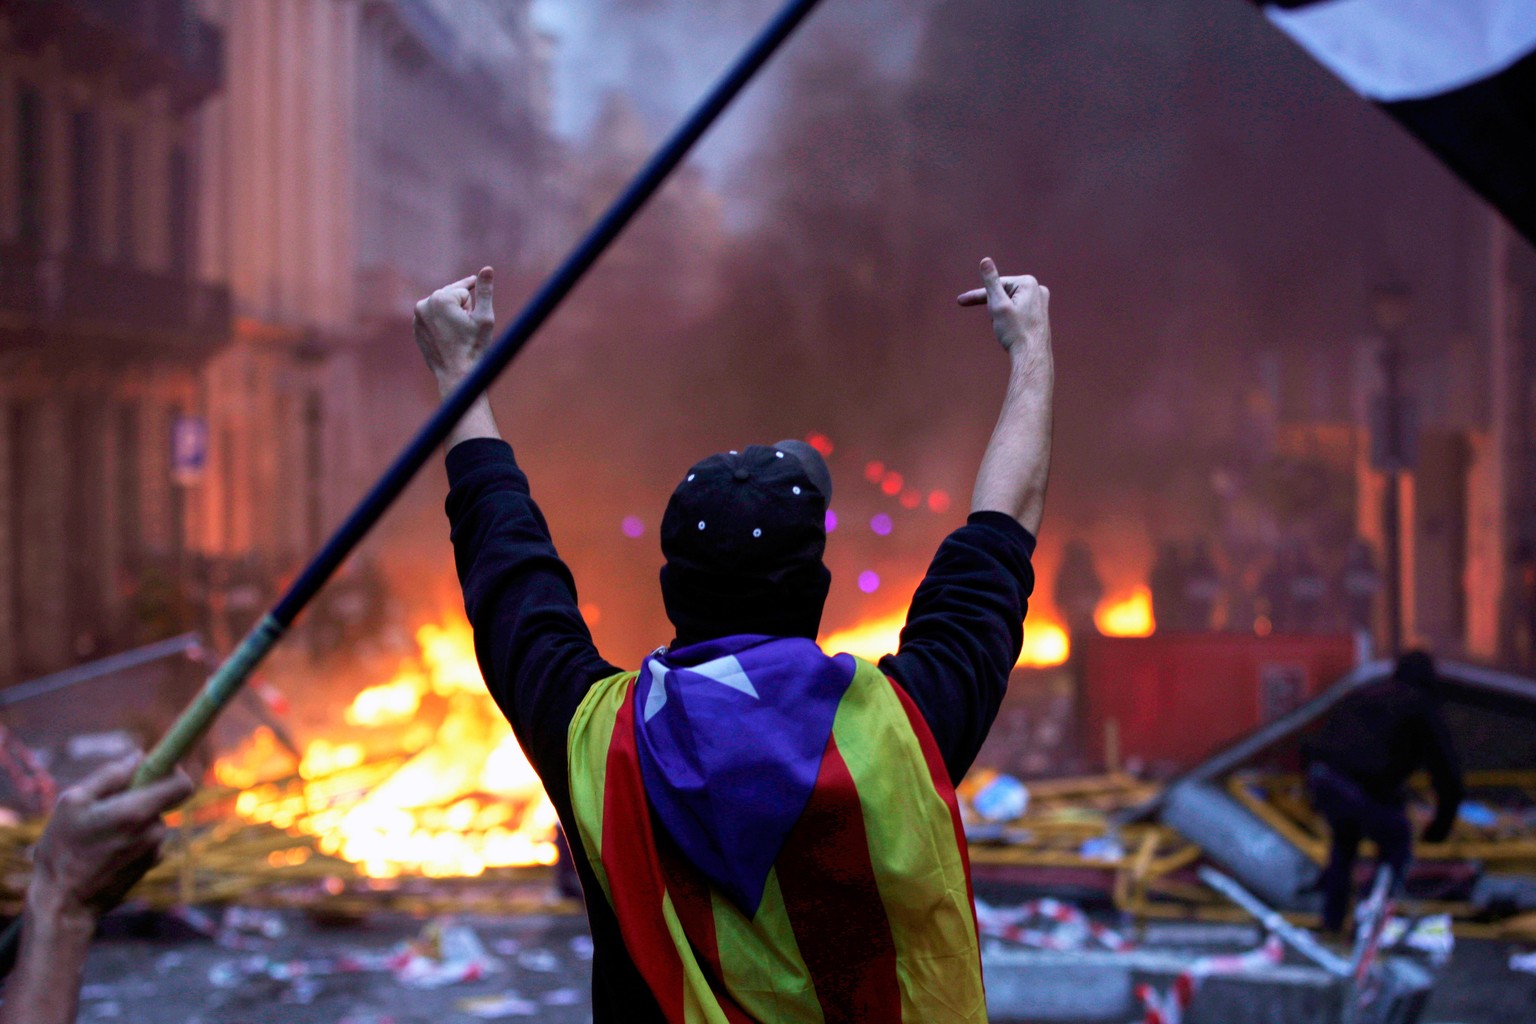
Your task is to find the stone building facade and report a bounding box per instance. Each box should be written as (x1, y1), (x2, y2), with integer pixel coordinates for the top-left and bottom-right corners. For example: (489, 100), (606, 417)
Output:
(190, 0), (556, 652)
(0, 0), (229, 679)
(0, 0), (557, 678)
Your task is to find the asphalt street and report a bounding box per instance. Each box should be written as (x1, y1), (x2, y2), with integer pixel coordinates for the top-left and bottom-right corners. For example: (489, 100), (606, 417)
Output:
(56, 906), (1536, 1023)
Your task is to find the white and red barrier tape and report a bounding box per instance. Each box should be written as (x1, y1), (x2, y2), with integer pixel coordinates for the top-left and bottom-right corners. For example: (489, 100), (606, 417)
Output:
(974, 897), (1134, 952)
(1134, 935), (1283, 1024)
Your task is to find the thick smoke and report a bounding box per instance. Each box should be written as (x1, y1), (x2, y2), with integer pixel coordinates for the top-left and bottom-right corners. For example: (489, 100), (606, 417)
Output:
(391, 0), (1489, 658)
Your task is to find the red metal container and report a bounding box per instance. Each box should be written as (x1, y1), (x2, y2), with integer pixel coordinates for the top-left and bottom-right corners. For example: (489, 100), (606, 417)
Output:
(1079, 633), (1357, 774)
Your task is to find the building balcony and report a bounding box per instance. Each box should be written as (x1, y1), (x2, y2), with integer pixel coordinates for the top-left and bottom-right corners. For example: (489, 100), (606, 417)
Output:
(1, 0), (223, 110)
(0, 244), (230, 361)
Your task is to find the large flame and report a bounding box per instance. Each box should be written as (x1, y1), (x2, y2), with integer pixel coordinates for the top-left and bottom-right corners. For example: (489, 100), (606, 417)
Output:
(821, 608), (1069, 668)
(215, 618), (559, 878)
(217, 589), (1093, 880)
(1095, 586), (1155, 637)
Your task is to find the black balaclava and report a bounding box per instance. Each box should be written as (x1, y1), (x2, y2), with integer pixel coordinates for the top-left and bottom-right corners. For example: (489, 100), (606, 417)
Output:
(659, 441), (832, 649)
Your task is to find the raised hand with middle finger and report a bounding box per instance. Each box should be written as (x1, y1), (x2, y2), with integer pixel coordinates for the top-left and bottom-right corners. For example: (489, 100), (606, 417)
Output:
(413, 266), (497, 389)
(956, 258), (1051, 373)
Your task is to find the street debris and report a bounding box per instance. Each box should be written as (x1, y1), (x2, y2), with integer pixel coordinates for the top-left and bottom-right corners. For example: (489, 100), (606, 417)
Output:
(514, 947), (561, 973)
(1077, 834), (1125, 861)
(1134, 936), (1285, 1024)
(457, 991), (540, 1018)
(455, 984), (584, 1018)
(1198, 867), (1350, 975)
(393, 918), (503, 989)
(65, 730), (139, 761)
(1510, 948), (1536, 974)
(1380, 914), (1455, 964)
(970, 772), (1029, 822)
(195, 915), (524, 1004)
(974, 897), (1133, 952)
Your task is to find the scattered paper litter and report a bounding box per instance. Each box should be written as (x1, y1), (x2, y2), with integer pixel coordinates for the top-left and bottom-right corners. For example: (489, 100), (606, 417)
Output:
(392, 918), (503, 989)
(515, 947), (561, 973)
(543, 987), (583, 1005)
(971, 773), (1029, 822)
(457, 992), (540, 1018)
(1380, 914), (1454, 963)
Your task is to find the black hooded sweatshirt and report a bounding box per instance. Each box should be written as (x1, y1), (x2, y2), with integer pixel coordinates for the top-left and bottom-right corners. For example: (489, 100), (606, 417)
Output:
(443, 438), (1036, 1022)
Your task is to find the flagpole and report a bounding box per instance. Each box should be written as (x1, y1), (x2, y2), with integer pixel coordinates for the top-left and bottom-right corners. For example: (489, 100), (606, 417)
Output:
(0, 0), (825, 978)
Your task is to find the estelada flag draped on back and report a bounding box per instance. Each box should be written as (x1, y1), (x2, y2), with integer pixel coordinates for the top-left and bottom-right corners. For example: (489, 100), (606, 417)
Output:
(568, 635), (987, 1023)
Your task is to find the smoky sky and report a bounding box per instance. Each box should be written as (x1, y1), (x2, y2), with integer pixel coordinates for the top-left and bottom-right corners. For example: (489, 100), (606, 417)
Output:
(530, 0), (929, 174)
(381, 0), (1492, 658)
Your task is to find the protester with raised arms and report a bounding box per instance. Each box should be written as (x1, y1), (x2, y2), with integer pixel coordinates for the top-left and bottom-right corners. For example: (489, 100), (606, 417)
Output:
(415, 256), (1053, 1021)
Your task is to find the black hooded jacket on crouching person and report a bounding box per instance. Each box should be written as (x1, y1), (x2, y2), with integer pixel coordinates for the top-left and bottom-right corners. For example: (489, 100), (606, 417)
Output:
(1303, 650), (1463, 932)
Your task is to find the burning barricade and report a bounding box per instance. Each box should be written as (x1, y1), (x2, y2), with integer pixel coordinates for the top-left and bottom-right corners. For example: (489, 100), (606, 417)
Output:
(0, 615), (568, 918)
(214, 617), (560, 883)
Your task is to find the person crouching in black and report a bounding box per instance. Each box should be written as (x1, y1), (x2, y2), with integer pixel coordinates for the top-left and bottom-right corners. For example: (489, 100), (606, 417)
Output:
(1302, 650), (1463, 934)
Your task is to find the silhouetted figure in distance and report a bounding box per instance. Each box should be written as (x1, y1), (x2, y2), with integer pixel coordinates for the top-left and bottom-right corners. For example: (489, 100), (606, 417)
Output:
(1054, 539), (1103, 638)
(1149, 542), (1188, 632)
(1182, 540), (1221, 631)
(1302, 651), (1463, 933)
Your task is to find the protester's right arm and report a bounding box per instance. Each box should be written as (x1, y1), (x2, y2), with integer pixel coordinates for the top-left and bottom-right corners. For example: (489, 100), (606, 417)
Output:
(414, 266), (503, 450)
(416, 269), (619, 759)
(0, 758), (191, 1024)
(956, 259), (1054, 534)
(445, 440), (620, 750)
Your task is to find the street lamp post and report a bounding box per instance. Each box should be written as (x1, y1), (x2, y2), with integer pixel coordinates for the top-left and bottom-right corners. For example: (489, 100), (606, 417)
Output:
(1372, 281), (1413, 655)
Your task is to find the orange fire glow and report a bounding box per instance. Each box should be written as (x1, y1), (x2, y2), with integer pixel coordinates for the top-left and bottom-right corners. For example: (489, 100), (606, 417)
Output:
(821, 608), (1069, 668)
(215, 617), (559, 879)
(1020, 620), (1070, 666)
(820, 608), (906, 662)
(1095, 586), (1156, 637)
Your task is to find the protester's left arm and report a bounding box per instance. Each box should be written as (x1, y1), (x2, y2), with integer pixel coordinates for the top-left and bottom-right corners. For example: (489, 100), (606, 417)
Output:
(0, 758), (192, 1024)
(880, 517), (1036, 784)
(877, 259), (1048, 783)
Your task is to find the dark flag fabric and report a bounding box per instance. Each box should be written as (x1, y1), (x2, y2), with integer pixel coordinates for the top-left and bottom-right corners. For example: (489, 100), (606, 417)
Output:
(1255, 0), (1536, 244)
(567, 641), (986, 1023)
